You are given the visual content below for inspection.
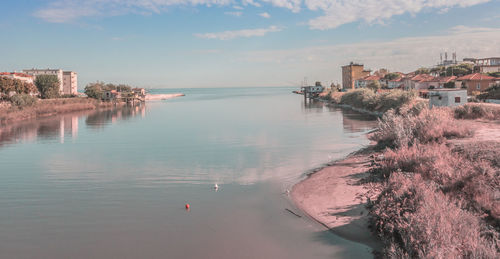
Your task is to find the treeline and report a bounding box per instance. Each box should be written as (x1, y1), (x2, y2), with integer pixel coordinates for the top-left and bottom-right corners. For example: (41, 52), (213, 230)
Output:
(0, 77), (38, 97)
(84, 82), (133, 99)
(1, 75), (68, 108)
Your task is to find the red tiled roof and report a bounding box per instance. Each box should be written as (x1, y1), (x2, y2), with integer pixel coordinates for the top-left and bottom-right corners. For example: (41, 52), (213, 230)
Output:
(429, 76), (457, 83)
(411, 74), (435, 82)
(456, 73), (496, 81)
(360, 75), (381, 81)
(389, 77), (404, 82)
(0, 72), (33, 78)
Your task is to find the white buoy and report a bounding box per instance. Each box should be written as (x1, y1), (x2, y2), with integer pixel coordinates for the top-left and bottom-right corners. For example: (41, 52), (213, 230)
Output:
(214, 183), (219, 190)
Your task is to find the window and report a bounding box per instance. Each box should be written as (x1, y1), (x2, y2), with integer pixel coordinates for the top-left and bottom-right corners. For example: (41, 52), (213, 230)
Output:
(477, 83), (480, 90)
(455, 97), (461, 103)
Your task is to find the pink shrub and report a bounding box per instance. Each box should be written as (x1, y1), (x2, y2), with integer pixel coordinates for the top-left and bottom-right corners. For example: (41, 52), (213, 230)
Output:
(370, 107), (473, 148)
(371, 173), (499, 258)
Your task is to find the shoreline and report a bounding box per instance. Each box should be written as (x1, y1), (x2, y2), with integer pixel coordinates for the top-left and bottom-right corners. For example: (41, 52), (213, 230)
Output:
(290, 143), (382, 254)
(0, 93), (184, 125)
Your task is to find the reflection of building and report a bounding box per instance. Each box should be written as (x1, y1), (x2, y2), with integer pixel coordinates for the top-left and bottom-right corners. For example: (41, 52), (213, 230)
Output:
(23, 68), (78, 95)
(0, 114), (79, 146)
(342, 62), (371, 91)
(59, 115), (79, 143)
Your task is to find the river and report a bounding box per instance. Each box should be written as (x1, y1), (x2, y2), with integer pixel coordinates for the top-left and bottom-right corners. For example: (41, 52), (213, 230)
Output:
(0, 87), (377, 258)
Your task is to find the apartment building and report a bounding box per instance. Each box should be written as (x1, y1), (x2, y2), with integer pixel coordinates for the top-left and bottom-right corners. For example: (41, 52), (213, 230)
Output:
(23, 68), (78, 95)
(342, 62), (371, 91)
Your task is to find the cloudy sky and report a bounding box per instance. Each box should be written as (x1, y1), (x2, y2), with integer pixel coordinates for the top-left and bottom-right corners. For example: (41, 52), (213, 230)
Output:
(1, 0), (499, 88)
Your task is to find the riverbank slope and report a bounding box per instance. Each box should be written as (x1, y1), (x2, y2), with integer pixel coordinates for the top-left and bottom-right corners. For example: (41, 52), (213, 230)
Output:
(291, 146), (382, 251)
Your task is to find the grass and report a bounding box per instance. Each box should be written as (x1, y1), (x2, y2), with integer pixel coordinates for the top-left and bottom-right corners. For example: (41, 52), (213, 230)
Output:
(454, 103), (500, 120)
(367, 106), (499, 258)
(370, 107), (473, 148)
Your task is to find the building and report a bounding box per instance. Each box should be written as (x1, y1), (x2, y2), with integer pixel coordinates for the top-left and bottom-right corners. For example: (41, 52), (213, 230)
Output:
(102, 90), (121, 101)
(342, 62), (371, 91)
(387, 77), (405, 89)
(456, 73), (499, 95)
(0, 72), (34, 84)
(63, 71), (78, 95)
(355, 75), (381, 88)
(429, 89), (467, 108)
(23, 68), (78, 95)
(473, 57), (500, 73)
(426, 76), (457, 89)
(403, 74), (436, 90)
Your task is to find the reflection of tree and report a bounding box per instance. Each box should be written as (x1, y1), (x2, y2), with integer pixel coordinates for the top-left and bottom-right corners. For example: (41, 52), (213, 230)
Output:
(85, 105), (145, 129)
(340, 109), (378, 133)
(301, 99), (324, 113)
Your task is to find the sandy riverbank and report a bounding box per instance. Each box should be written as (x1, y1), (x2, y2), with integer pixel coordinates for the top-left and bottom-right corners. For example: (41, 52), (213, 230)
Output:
(291, 146), (382, 254)
(145, 93), (185, 101)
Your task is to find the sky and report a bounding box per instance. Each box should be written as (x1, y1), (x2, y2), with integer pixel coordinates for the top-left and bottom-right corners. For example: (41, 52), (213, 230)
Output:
(1, 0), (499, 88)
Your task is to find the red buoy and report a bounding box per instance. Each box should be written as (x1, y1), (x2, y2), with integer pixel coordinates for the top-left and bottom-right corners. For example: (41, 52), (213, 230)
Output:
(185, 203), (190, 210)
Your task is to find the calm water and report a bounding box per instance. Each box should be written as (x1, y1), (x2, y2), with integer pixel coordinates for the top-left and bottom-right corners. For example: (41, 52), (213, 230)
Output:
(0, 87), (377, 258)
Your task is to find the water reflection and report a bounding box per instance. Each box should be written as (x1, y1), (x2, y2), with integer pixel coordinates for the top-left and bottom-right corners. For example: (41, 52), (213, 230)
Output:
(301, 99), (325, 112)
(86, 105), (145, 129)
(340, 109), (378, 133)
(0, 105), (145, 147)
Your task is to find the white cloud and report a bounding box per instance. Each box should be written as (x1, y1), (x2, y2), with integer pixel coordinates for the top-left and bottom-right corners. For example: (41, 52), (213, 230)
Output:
(242, 26), (500, 83)
(34, 0), (233, 23)
(259, 12), (271, 18)
(35, 0), (492, 30)
(305, 0), (492, 30)
(225, 11), (243, 17)
(194, 25), (283, 40)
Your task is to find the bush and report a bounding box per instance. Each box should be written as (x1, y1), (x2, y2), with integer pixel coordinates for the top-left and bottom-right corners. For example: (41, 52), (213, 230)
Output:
(454, 104), (500, 120)
(340, 89), (417, 113)
(35, 75), (60, 99)
(10, 94), (37, 108)
(371, 108), (473, 148)
(371, 173), (498, 258)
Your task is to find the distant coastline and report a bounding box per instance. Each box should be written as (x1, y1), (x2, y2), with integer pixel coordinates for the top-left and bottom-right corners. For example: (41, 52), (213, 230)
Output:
(0, 93), (184, 125)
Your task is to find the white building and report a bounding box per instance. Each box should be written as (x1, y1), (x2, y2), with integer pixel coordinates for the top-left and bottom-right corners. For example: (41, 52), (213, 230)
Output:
(429, 89), (467, 108)
(23, 68), (78, 95)
(0, 72), (34, 84)
(63, 71), (78, 95)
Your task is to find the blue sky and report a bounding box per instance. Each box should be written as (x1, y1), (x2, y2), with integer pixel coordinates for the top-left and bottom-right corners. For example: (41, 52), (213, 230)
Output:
(1, 0), (499, 88)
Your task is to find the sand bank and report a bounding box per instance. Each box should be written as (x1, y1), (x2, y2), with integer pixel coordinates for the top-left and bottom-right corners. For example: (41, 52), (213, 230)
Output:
(291, 149), (382, 253)
(145, 93), (184, 101)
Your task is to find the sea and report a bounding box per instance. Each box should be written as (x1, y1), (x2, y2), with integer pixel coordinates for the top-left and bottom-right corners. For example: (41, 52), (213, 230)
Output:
(0, 87), (377, 258)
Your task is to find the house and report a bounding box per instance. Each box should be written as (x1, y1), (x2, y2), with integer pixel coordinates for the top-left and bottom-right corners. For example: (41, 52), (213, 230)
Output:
(388, 77), (404, 89)
(0, 72), (34, 84)
(102, 90), (121, 101)
(355, 75), (380, 88)
(132, 88), (146, 96)
(404, 74), (436, 90)
(427, 76), (457, 89)
(456, 73), (499, 95)
(429, 89), (467, 108)
(472, 57), (500, 73)
(342, 62), (371, 91)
